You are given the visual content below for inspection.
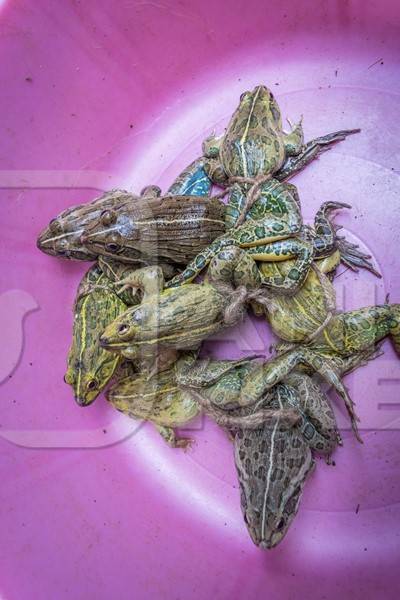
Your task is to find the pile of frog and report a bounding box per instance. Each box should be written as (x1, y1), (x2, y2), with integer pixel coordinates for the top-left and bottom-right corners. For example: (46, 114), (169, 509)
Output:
(37, 85), (399, 550)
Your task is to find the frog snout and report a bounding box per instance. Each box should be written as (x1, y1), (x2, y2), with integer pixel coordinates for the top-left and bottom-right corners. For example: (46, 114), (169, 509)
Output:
(74, 396), (90, 407)
(99, 335), (110, 347)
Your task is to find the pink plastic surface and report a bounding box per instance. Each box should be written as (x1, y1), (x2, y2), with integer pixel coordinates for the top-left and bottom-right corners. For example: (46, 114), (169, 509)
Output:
(1, 1), (400, 598)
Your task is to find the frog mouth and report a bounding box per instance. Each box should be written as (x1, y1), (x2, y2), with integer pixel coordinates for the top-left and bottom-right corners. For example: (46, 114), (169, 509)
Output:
(99, 337), (127, 349)
(99, 322), (222, 350)
(74, 395), (95, 407)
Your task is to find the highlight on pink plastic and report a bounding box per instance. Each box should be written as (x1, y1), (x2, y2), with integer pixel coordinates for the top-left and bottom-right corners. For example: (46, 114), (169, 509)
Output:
(0, 1), (399, 598)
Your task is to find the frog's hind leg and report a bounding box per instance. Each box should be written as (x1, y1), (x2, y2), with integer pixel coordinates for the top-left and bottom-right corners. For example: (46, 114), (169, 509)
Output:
(166, 157), (212, 197)
(239, 348), (362, 442)
(154, 425), (193, 449)
(188, 389), (300, 430)
(207, 245), (261, 288)
(275, 129), (360, 182)
(299, 351), (362, 442)
(312, 201), (381, 276)
(335, 236), (381, 277)
(248, 238), (314, 295)
(388, 304), (400, 355)
(165, 238), (231, 288)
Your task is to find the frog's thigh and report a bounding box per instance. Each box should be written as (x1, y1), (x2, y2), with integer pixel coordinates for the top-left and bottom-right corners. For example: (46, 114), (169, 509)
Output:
(166, 157), (212, 197)
(249, 239), (313, 294)
(238, 352), (305, 406)
(208, 245), (261, 288)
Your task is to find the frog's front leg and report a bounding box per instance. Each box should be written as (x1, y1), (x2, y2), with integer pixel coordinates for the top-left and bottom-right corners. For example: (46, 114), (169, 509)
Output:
(248, 238), (314, 295)
(275, 128), (360, 182)
(283, 117), (304, 157)
(116, 265), (165, 300)
(202, 133), (230, 187)
(154, 425), (193, 449)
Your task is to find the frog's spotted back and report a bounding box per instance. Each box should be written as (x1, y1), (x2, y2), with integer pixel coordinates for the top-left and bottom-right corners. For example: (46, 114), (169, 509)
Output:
(234, 389), (315, 549)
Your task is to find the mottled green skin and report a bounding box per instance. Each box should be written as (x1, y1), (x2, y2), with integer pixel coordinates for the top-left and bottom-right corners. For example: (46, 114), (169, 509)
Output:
(225, 179), (301, 231)
(176, 357), (335, 548)
(177, 347), (381, 548)
(176, 356), (338, 453)
(177, 302), (399, 436)
(65, 264), (128, 406)
(165, 209), (314, 294)
(164, 198), (375, 295)
(203, 85), (303, 182)
(237, 304), (400, 440)
(207, 244), (336, 343)
(165, 87), (365, 294)
(107, 360), (199, 448)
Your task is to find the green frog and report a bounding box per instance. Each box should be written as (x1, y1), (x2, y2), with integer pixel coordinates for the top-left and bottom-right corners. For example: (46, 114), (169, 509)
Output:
(176, 347), (380, 548)
(64, 256), (147, 406)
(107, 355), (199, 448)
(203, 84), (359, 227)
(64, 263), (129, 406)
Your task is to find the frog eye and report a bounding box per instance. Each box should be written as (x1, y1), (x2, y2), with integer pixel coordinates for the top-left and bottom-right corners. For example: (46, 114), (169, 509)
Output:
(86, 379), (99, 392)
(101, 210), (116, 226)
(105, 233), (122, 253)
(49, 218), (62, 233)
(106, 241), (122, 253)
(240, 91), (251, 102)
(117, 323), (130, 336)
(276, 518), (285, 531)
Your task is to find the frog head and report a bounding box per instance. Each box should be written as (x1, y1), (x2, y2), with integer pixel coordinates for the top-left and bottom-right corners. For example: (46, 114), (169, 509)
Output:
(64, 356), (119, 406)
(80, 208), (142, 261)
(235, 85), (282, 128)
(235, 425), (314, 549)
(99, 284), (227, 355)
(37, 205), (98, 260)
(37, 190), (134, 260)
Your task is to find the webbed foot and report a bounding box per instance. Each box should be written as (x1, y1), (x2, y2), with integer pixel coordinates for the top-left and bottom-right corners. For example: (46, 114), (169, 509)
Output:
(275, 128), (360, 182)
(336, 236), (381, 277)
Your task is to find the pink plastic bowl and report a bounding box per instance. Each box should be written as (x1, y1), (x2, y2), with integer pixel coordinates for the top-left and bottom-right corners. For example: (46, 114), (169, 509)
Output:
(1, 1), (400, 598)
